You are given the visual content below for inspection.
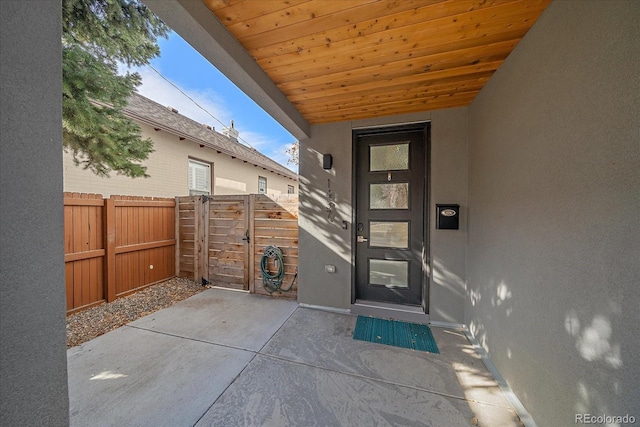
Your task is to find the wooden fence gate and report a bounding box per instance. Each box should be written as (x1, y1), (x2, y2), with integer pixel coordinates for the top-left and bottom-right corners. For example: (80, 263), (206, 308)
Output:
(208, 195), (250, 290)
(177, 194), (298, 298)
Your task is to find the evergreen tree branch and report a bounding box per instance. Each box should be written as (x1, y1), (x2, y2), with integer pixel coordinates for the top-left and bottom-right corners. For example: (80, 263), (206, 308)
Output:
(62, 0), (168, 178)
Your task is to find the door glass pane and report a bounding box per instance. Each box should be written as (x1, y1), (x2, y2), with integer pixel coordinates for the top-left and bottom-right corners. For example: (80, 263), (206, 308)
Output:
(370, 183), (409, 209)
(370, 222), (409, 248)
(370, 143), (409, 171)
(369, 259), (409, 288)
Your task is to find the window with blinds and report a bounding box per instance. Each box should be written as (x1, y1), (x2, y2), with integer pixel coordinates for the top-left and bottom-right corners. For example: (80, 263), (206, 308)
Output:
(188, 159), (211, 195)
(258, 176), (267, 194)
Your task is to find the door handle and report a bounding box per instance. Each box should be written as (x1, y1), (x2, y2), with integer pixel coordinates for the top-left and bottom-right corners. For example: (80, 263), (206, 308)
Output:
(242, 230), (250, 243)
(357, 235), (368, 243)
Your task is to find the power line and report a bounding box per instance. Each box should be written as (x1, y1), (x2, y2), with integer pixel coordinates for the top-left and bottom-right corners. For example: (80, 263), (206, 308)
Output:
(146, 64), (256, 150)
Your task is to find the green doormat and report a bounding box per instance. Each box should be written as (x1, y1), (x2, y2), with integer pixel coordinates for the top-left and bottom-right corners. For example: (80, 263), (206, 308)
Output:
(353, 316), (440, 353)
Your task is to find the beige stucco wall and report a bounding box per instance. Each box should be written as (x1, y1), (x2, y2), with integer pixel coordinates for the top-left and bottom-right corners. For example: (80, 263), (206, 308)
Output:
(63, 122), (297, 197)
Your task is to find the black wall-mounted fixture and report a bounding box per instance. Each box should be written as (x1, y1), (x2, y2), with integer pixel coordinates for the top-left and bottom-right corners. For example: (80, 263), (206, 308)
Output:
(323, 154), (333, 170)
(436, 204), (460, 230)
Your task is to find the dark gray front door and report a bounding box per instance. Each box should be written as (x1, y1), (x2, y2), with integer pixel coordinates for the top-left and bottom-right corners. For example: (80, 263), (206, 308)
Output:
(354, 125), (427, 306)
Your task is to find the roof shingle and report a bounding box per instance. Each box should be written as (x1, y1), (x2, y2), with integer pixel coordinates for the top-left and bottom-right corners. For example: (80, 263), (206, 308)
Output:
(123, 93), (297, 181)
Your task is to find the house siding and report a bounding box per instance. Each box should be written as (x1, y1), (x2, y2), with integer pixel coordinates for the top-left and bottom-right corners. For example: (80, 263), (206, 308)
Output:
(429, 107), (468, 324)
(466, 1), (640, 426)
(298, 120), (354, 309)
(63, 122), (297, 197)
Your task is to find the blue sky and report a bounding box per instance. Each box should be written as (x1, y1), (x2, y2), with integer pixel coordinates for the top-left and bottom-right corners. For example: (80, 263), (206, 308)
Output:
(124, 31), (298, 172)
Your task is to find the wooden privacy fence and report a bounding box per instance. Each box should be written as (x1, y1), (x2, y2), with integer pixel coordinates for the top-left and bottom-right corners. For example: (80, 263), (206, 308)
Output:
(177, 194), (298, 299)
(64, 193), (176, 314)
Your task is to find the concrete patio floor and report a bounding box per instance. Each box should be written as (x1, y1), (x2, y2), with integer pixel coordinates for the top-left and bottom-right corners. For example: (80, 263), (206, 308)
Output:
(67, 288), (523, 426)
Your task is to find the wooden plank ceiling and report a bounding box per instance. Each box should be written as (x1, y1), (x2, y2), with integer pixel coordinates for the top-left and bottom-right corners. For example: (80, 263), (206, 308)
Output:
(203, 0), (551, 124)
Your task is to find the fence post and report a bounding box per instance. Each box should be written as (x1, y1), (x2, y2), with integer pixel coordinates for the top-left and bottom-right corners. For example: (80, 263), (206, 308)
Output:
(191, 197), (199, 283)
(174, 196), (180, 277)
(248, 194), (256, 293)
(193, 196), (209, 284)
(200, 196), (209, 285)
(104, 197), (116, 302)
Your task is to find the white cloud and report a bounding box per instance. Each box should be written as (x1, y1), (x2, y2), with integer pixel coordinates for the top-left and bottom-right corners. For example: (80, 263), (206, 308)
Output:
(124, 65), (230, 130)
(236, 129), (272, 150)
(238, 130), (298, 173)
(120, 64), (298, 172)
(273, 142), (299, 173)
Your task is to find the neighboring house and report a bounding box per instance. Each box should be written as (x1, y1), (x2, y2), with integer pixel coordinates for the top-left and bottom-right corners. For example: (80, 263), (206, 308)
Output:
(63, 93), (298, 197)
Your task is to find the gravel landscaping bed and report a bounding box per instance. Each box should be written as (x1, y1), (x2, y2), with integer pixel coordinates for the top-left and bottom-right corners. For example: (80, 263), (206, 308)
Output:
(66, 277), (204, 348)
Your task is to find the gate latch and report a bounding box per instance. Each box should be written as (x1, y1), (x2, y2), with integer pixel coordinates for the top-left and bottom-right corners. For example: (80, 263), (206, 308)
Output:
(242, 229), (250, 243)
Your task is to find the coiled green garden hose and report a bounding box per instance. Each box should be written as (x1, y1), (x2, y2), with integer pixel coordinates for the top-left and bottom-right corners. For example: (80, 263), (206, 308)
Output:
(261, 245), (296, 293)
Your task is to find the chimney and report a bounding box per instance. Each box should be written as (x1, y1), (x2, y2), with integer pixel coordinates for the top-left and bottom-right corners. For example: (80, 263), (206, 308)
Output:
(222, 120), (239, 141)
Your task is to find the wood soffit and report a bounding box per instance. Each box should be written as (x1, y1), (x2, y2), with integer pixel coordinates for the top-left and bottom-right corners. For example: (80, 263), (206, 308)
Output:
(202, 0), (550, 124)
